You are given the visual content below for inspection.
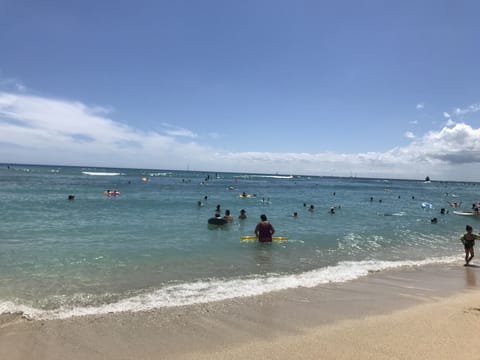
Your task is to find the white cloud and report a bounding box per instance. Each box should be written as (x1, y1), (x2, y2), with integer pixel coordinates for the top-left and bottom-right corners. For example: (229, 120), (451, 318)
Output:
(2, 92), (480, 181)
(0, 92), (210, 168)
(454, 103), (480, 116)
(404, 131), (415, 139)
(446, 118), (456, 126)
(161, 123), (198, 138)
(15, 82), (26, 92)
(416, 103), (424, 109)
(443, 112), (451, 118)
(207, 132), (222, 139)
(88, 105), (114, 115)
(0, 77), (27, 93)
(393, 123), (480, 173)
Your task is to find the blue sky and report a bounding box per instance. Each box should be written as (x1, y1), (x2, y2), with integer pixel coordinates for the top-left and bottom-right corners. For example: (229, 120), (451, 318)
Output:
(1, 0), (480, 180)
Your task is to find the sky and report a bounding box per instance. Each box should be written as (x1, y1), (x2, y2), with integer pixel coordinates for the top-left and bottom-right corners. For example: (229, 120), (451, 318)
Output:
(0, 0), (480, 181)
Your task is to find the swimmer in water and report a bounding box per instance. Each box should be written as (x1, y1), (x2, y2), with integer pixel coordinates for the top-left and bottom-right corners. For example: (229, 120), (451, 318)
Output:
(239, 209), (247, 219)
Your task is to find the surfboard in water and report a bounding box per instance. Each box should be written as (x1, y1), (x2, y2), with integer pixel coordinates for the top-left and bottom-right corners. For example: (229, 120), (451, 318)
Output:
(453, 211), (479, 216)
(240, 236), (288, 241)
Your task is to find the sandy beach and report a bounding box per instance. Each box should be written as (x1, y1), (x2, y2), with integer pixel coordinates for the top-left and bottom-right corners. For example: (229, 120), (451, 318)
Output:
(1, 262), (480, 360)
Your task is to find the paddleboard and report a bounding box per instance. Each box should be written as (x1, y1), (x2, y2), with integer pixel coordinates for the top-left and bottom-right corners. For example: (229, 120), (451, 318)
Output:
(453, 211), (479, 216)
(240, 236), (288, 241)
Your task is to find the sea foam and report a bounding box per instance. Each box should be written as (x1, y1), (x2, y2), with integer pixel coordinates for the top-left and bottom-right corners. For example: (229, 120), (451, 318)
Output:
(0, 256), (458, 320)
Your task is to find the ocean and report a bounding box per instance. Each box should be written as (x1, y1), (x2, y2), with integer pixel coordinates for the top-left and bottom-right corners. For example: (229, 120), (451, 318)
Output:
(0, 164), (475, 319)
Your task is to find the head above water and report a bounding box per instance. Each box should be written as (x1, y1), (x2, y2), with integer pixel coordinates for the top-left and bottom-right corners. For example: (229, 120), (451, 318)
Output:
(260, 214), (267, 221)
(466, 225), (473, 232)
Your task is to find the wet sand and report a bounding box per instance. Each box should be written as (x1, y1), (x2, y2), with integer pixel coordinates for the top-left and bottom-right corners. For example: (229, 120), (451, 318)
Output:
(1, 262), (480, 359)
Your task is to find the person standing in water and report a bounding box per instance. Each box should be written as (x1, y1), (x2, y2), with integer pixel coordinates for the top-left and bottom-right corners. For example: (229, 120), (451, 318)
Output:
(460, 225), (480, 266)
(255, 214), (275, 242)
(224, 209), (234, 222)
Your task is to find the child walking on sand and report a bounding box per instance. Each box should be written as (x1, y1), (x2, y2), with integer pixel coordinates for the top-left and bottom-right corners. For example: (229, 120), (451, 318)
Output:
(460, 225), (480, 266)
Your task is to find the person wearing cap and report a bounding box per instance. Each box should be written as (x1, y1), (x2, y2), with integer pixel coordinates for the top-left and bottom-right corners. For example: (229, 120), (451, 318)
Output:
(254, 214), (275, 242)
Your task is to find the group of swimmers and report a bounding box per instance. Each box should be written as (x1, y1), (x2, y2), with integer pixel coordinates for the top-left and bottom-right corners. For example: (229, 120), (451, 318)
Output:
(303, 203), (338, 215)
(208, 208), (275, 243)
(209, 205), (247, 222)
(212, 203), (480, 265)
(207, 198), (341, 228)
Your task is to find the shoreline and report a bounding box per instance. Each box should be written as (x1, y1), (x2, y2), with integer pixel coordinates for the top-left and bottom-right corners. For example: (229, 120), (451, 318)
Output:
(0, 256), (461, 321)
(1, 261), (479, 359)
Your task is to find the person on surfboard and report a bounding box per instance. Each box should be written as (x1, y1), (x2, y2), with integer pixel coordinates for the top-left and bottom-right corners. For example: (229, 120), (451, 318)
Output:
(255, 214), (275, 242)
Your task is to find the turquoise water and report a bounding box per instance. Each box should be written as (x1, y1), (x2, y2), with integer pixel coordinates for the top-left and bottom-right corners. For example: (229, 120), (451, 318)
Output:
(0, 164), (475, 319)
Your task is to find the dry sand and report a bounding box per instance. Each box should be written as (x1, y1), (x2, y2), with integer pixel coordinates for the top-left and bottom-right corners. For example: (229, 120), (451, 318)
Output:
(1, 262), (480, 359)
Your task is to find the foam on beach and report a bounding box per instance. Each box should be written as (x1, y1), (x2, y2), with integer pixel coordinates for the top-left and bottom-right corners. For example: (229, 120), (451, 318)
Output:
(0, 256), (458, 320)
